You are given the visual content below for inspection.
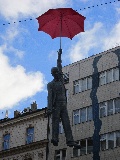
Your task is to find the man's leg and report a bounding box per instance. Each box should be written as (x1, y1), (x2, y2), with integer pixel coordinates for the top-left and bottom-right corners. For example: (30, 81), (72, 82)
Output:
(61, 103), (81, 148)
(52, 105), (60, 145)
(60, 102), (74, 143)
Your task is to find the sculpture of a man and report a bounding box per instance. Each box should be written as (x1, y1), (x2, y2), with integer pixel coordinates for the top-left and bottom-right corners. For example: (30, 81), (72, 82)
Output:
(47, 67), (81, 148)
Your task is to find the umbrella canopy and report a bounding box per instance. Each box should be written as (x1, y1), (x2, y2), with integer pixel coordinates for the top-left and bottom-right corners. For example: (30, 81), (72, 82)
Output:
(36, 8), (86, 48)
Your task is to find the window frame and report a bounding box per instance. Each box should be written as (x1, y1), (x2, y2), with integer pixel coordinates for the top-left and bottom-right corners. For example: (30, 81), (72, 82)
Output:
(73, 76), (92, 94)
(3, 134), (10, 150)
(73, 109), (80, 125)
(72, 138), (93, 157)
(99, 67), (119, 86)
(55, 149), (66, 160)
(26, 127), (34, 144)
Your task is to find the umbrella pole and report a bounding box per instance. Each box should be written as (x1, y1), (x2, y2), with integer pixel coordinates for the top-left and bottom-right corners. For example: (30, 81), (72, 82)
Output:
(57, 15), (62, 73)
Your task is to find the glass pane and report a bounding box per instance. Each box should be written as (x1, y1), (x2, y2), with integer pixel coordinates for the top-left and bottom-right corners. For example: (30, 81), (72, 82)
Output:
(80, 139), (86, 155)
(27, 127), (34, 134)
(62, 150), (66, 158)
(73, 141), (79, 157)
(107, 100), (113, 115)
(56, 150), (60, 155)
(56, 157), (60, 160)
(27, 135), (33, 144)
(87, 77), (92, 89)
(99, 72), (106, 85)
(81, 108), (86, 123)
(108, 133), (114, 149)
(87, 138), (93, 154)
(106, 70), (112, 83)
(4, 134), (10, 140)
(79, 80), (82, 92)
(100, 135), (106, 150)
(99, 102), (107, 118)
(3, 141), (9, 150)
(73, 110), (79, 124)
(81, 79), (86, 91)
(87, 106), (93, 121)
(115, 98), (120, 113)
(113, 68), (119, 81)
(74, 81), (79, 94)
(116, 131), (120, 147)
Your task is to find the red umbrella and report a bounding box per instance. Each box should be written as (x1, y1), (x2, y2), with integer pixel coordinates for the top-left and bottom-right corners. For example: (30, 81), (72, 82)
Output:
(36, 8), (86, 49)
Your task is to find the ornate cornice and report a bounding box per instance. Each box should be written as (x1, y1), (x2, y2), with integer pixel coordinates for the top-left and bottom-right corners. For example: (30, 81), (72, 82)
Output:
(0, 108), (47, 128)
(0, 139), (48, 158)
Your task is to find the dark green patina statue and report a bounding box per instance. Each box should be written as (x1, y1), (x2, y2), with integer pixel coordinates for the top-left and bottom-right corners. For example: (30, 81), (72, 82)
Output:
(47, 49), (80, 148)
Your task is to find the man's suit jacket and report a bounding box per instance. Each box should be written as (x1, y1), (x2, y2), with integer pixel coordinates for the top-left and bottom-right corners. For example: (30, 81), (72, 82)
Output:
(47, 80), (56, 111)
(47, 79), (66, 111)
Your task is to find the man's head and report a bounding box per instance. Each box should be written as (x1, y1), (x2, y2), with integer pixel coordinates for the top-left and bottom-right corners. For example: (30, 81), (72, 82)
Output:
(51, 67), (59, 79)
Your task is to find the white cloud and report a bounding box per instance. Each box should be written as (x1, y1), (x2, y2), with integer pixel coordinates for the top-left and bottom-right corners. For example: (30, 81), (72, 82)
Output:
(0, 0), (69, 20)
(68, 22), (103, 62)
(68, 15), (120, 63)
(0, 45), (46, 110)
(102, 22), (120, 50)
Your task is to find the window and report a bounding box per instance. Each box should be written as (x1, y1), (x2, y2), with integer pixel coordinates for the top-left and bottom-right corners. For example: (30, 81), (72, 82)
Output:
(81, 79), (87, 91)
(73, 106), (93, 125)
(116, 131), (120, 147)
(100, 131), (120, 150)
(99, 67), (119, 86)
(80, 139), (86, 155)
(106, 70), (113, 83)
(87, 77), (92, 89)
(99, 102), (107, 118)
(74, 76), (92, 94)
(55, 149), (66, 160)
(99, 72), (106, 85)
(108, 132), (114, 149)
(73, 110), (80, 125)
(73, 138), (93, 157)
(100, 134), (107, 150)
(99, 101), (107, 117)
(26, 127), (34, 144)
(59, 121), (64, 134)
(113, 68), (119, 81)
(3, 134), (10, 150)
(74, 80), (79, 94)
(114, 98), (120, 113)
(107, 100), (113, 115)
(87, 106), (93, 121)
(80, 108), (86, 123)
(87, 138), (93, 154)
(99, 98), (120, 118)
(73, 141), (80, 157)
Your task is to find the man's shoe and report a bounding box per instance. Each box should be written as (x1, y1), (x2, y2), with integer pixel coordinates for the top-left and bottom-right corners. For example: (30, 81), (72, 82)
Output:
(51, 139), (58, 146)
(67, 141), (81, 149)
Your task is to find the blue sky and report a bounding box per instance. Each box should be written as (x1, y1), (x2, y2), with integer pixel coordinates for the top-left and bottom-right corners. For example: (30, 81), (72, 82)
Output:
(0, 0), (120, 119)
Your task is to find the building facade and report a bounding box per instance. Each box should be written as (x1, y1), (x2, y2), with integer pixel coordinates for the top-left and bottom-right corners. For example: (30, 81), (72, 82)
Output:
(0, 102), (48, 160)
(48, 46), (120, 160)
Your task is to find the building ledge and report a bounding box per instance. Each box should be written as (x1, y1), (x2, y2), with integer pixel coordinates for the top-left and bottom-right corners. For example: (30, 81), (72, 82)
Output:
(0, 139), (48, 158)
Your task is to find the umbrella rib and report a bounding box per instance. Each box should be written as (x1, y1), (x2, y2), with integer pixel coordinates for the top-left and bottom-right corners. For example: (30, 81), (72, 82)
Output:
(52, 19), (61, 38)
(67, 16), (84, 31)
(63, 18), (72, 39)
(40, 16), (58, 30)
